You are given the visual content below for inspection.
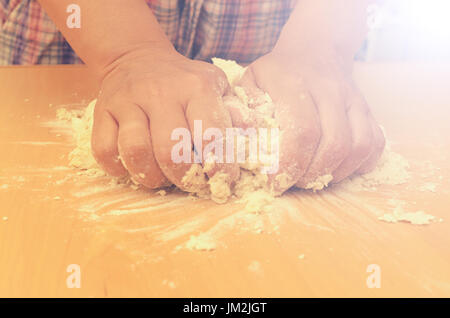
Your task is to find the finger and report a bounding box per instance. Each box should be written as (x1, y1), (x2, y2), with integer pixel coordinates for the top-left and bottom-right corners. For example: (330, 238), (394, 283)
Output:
(356, 117), (386, 174)
(236, 68), (264, 108)
(236, 68), (322, 194)
(223, 95), (257, 129)
(224, 68), (260, 128)
(269, 88), (322, 194)
(237, 67), (276, 109)
(331, 97), (374, 183)
(111, 101), (168, 188)
(91, 105), (128, 177)
(296, 84), (352, 190)
(145, 96), (196, 190)
(186, 91), (240, 185)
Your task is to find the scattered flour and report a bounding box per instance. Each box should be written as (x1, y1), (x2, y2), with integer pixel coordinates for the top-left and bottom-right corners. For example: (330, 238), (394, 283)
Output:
(185, 234), (217, 251)
(419, 182), (437, 193)
(378, 199), (442, 225)
(248, 260), (262, 273)
(379, 210), (438, 225)
(338, 142), (411, 192)
(56, 103), (105, 177)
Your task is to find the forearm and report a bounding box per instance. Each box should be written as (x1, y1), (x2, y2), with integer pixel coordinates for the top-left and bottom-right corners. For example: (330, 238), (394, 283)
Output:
(38, 0), (174, 77)
(276, 0), (375, 62)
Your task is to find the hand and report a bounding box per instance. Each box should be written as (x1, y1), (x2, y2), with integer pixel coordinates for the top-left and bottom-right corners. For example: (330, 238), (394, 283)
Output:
(236, 46), (385, 193)
(91, 45), (239, 190)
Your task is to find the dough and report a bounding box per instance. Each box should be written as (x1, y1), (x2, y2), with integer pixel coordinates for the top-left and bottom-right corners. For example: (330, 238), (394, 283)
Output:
(305, 174), (334, 192)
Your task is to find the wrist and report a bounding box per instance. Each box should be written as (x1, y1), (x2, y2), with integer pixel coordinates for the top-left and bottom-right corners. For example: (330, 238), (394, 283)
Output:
(272, 30), (355, 75)
(273, 0), (368, 73)
(96, 41), (178, 82)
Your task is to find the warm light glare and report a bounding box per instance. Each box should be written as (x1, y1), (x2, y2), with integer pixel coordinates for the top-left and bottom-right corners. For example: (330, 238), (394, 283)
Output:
(406, 0), (450, 37)
(367, 0), (450, 61)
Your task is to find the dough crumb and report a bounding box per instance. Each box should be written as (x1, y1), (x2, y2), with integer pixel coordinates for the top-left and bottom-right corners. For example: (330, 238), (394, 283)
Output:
(237, 189), (275, 214)
(419, 182), (437, 193)
(378, 198), (441, 225)
(185, 234), (217, 251)
(208, 172), (231, 204)
(275, 173), (294, 190)
(305, 174), (334, 192)
(379, 199), (440, 225)
(156, 190), (167, 196)
(378, 210), (437, 225)
(162, 280), (176, 289)
(248, 260), (262, 273)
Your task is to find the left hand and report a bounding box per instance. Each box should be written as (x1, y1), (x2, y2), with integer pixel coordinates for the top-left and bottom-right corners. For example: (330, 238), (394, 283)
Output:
(235, 45), (385, 193)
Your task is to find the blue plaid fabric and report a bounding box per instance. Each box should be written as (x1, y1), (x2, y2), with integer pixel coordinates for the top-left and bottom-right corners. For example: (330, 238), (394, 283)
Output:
(0, 0), (296, 65)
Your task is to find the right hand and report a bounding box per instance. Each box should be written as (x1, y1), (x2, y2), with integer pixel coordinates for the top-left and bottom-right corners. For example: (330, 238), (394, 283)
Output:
(233, 47), (385, 194)
(91, 45), (239, 190)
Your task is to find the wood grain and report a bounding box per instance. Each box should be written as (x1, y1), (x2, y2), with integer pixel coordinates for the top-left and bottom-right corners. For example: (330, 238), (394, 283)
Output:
(0, 63), (449, 297)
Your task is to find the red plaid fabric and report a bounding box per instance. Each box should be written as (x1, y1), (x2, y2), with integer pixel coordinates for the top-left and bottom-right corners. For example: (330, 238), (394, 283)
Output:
(0, 0), (297, 65)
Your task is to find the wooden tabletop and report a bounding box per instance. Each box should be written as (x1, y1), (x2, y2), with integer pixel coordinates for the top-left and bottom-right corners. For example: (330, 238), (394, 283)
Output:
(0, 63), (449, 297)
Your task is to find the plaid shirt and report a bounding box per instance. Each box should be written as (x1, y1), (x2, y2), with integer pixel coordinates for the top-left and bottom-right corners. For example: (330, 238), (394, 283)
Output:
(0, 0), (296, 65)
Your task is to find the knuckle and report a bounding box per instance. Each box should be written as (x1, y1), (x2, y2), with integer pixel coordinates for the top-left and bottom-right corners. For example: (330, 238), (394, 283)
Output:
(145, 84), (163, 99)
(300, 123), (321, 149)
(194, 65), (228, 93)
(159, 146), (177, 166)
(91, 141), (115, 163)
(325, 135), (352, 163)
(373, 126), (386, 152)
(352, 131), (374, 159)
(186, 72), (208, 90)
(146, 180), (167, 190)
(120, 142), (149, 161)
(207, 64), (227, 81)
(136, 173), (166, 189)
(352, 94), (370, 114)
(348, 99), (370, 117)
(375, 133), (386, 153)
(353, 138), (373, 160)
(213, 70), (229, 92)
(324, 82), (347, 101)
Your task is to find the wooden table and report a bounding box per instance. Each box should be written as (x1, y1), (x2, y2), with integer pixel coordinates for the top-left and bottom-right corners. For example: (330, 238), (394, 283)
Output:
(0, 63), (449, 297)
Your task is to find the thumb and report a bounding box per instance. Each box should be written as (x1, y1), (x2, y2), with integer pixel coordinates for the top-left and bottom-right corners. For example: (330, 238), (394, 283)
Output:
(226, 67), (272, 128)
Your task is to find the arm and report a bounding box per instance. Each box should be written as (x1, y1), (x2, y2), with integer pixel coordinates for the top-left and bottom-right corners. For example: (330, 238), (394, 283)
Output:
(37, 0), (174, 78)
(276, 0), (375, 71)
